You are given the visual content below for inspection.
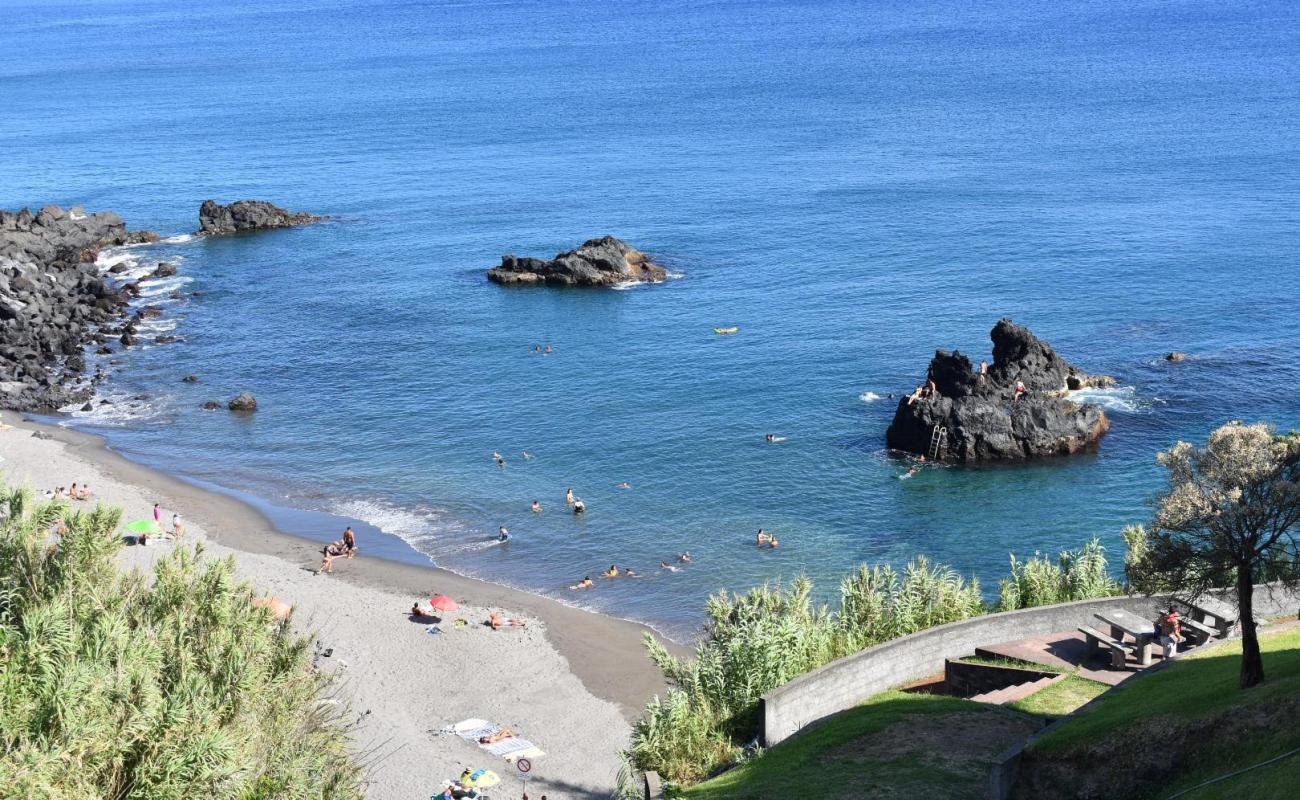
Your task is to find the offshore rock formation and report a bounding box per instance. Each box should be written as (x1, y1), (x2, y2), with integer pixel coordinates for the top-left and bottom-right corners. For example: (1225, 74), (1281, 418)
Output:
(0, 205), (156, 411)
(886, 319), (1115, 462)
(487, 236), (668, 287)
(198, 199), (322, 235)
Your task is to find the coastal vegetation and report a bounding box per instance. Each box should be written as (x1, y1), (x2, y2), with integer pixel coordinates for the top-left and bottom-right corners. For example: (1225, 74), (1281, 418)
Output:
(632, 542), (1126, 784)
(0, 488), (362, 799)
(1125, 422), (1300, 687)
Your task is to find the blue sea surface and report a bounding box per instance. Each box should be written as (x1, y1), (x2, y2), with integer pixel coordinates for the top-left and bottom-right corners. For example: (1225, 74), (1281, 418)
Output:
(3, 0), (1299, 639)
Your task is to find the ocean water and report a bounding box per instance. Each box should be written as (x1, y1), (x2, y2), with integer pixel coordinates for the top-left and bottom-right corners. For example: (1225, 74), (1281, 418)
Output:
(3, 0), (1299, 639)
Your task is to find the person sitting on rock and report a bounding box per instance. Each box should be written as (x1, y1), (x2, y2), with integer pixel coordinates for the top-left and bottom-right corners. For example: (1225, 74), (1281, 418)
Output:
(906, 386), (925, 406)
(1013, 380), (1027, 403)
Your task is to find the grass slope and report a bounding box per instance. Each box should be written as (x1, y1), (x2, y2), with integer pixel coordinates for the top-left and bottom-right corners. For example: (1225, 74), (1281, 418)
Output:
(1022, 626), (1300, 800)
(675, 691), (1037, 800)
(1007, 675), (1108, 718)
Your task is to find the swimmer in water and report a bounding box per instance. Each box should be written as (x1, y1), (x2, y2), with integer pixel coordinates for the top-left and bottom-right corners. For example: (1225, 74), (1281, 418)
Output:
(544, 344), (554, 354)
(566, 488), (575, 505)
(534, 345), (542, 353)
(601, 565), (620, 578)
(616, 481), (631, 489)
(768, 534), (780, 548)
(493, 451), (505, 466)
(498, 526), (510, 542)
(570, 576), (594, 590)
(624, 567), (639, 577)
(678, 552), (692, 563)
(531, 500), (542, 513)
(660, 561), (680, 572)
(573, 498), (586, 514)
(522, 450), (533, 459)
(765, 433), (774, 443)
(756, 529), (770, 545)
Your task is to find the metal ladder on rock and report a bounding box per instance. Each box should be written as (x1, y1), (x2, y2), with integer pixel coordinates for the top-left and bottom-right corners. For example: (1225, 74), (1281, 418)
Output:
(927, 425), (947, 460)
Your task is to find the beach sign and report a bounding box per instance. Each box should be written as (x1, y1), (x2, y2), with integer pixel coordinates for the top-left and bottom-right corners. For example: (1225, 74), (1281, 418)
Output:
(516, 758), (531, 773)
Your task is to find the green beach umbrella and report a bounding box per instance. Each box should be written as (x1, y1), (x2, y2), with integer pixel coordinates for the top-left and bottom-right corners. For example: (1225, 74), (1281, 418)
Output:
(124, 519), (159, 533)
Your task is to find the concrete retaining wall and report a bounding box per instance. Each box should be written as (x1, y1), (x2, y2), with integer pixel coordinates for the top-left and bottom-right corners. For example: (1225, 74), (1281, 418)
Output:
(760, 585), (1300, 748)
(945, 659), (1058, 698)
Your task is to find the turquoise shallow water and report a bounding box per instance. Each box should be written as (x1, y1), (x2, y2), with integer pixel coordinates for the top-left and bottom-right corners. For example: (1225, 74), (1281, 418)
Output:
(3, 0), (1299, 638)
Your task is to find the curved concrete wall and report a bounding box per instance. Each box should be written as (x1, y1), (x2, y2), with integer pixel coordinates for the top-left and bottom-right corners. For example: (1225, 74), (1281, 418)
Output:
(760, 587), (1300, 747)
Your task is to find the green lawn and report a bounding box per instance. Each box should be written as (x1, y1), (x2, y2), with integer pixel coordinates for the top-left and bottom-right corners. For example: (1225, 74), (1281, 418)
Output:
(955, 655), (1070, 674)
(674, 691), (1038, 800)
(1007, 675), (1109, 718)
(1033, 627), (1300, 753)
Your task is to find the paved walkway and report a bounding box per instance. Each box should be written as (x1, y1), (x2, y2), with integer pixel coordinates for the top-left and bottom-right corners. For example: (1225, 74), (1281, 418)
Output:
(975, 630), (1161, 686)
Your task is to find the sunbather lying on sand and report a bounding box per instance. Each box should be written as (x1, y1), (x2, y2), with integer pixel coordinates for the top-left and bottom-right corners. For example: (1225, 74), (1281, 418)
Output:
(488, 612), (526, 630)
(478, 727), (515, 744)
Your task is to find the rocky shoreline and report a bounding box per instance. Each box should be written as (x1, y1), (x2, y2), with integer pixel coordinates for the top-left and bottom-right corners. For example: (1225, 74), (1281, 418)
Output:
(0, 205), (158, 411)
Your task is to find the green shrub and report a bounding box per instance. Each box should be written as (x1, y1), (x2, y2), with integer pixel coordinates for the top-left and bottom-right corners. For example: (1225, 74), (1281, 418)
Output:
(997, 537), (1122, 611)
(0, 488), (362, 799)
(632, 558), (984, 783)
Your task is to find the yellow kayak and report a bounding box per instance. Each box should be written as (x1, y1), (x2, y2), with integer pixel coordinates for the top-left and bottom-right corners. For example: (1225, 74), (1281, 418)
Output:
(714, 326), (739, 335)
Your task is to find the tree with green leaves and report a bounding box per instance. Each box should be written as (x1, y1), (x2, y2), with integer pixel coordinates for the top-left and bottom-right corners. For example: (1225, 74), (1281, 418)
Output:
(1128, 422), (1300, 688)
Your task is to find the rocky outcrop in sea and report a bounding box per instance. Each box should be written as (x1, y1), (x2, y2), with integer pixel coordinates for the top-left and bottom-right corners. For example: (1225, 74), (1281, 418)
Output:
(198, 199), (323, 235)
(0, 205), (156, 411)
(487, 236), (668, 287)
(885, 319), (1114, 462)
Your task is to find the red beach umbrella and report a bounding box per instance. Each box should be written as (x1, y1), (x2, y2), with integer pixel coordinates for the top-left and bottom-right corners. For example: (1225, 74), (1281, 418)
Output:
(429, 594), (459, 612)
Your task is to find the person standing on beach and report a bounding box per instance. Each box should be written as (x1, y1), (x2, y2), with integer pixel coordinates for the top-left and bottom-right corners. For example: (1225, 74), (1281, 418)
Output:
(171, 513), (184, 539)
(153, 502), (162, 525)
(343, 526), (357, 557)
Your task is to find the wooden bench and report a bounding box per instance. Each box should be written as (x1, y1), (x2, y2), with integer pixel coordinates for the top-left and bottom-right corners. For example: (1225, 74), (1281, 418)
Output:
(1079, 625), (1134, 668)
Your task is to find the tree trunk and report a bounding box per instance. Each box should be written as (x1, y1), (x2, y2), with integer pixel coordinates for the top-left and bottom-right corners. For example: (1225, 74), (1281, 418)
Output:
(1237, 569), (1265, 688)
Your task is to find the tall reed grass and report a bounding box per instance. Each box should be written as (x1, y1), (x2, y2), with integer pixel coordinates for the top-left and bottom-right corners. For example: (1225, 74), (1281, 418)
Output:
(0, 487), (363, 799)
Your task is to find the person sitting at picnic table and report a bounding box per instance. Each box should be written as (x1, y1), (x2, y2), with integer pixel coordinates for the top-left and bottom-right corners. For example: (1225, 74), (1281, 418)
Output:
(1157, 605), (1184, 658)
(478, 727), (515, 744)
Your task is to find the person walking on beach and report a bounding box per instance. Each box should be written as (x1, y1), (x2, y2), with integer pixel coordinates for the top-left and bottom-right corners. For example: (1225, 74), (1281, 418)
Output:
(153, 502), (162, 524)
(171, 513), (184, 539)
(343, 526), (357, 557)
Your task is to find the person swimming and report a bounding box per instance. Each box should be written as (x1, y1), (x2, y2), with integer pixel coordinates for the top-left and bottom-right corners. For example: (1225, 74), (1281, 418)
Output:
(765, 433), (774, 443)
(660, 561), (680, 572)
(678, 552), (692, 563)
(498, 526), (510, 542)
(768, 534), (780, 548)
(756, 528), (770, 545)
(573, 498), (586, 514)
(544, 344), (553, 354)
(601, 565), (620, 578)
(565, 488), (575, 505)
(531, 500), (542, 513)
(570, 576), (594, 589)
(615, 481), (631, 489)
(493, 451), (506, 466)
(624, 567), (639, 577)
(522, 450), (534, 459)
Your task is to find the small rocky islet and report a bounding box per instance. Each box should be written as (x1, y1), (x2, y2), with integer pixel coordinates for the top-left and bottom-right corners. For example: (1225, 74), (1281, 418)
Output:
(487, 236), (668, 287)
(886, 319), (1115, 463)
(198, 199), (323, 235)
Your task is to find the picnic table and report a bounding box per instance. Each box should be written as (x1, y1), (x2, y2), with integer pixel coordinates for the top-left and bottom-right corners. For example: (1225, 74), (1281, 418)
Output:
(1095, 609), (1156, 665)
(1176, 596), (1239, 635)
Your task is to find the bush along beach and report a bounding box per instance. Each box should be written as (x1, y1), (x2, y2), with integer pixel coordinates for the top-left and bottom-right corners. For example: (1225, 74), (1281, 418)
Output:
(632, 542), (1125, 784)
(0, 487), (363, 799)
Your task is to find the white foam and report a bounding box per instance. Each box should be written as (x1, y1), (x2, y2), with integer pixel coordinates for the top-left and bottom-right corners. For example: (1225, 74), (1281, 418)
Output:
(1068, 385), (1145, 413)
(160, 233), (196, 245)
(61, 390), (166, 425)
(329, 498), (465, 550)
(136, 276), (193, 298)
(133, 317), (178, 334)
(859, 391), (884, 402)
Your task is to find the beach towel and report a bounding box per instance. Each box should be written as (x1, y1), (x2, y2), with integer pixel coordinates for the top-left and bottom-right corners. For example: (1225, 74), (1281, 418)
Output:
(481, 737), (533, 757)
(452, 719), (499, 741)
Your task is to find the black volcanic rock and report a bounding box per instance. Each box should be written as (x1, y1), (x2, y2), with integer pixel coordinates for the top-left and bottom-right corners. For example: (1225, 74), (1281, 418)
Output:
(885, 319), (1115, 463)
(487, 236), (669, 287)
(0, 205), (154, 411)
(198, 199), (323, 235)
(228, 391), (257, 412)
